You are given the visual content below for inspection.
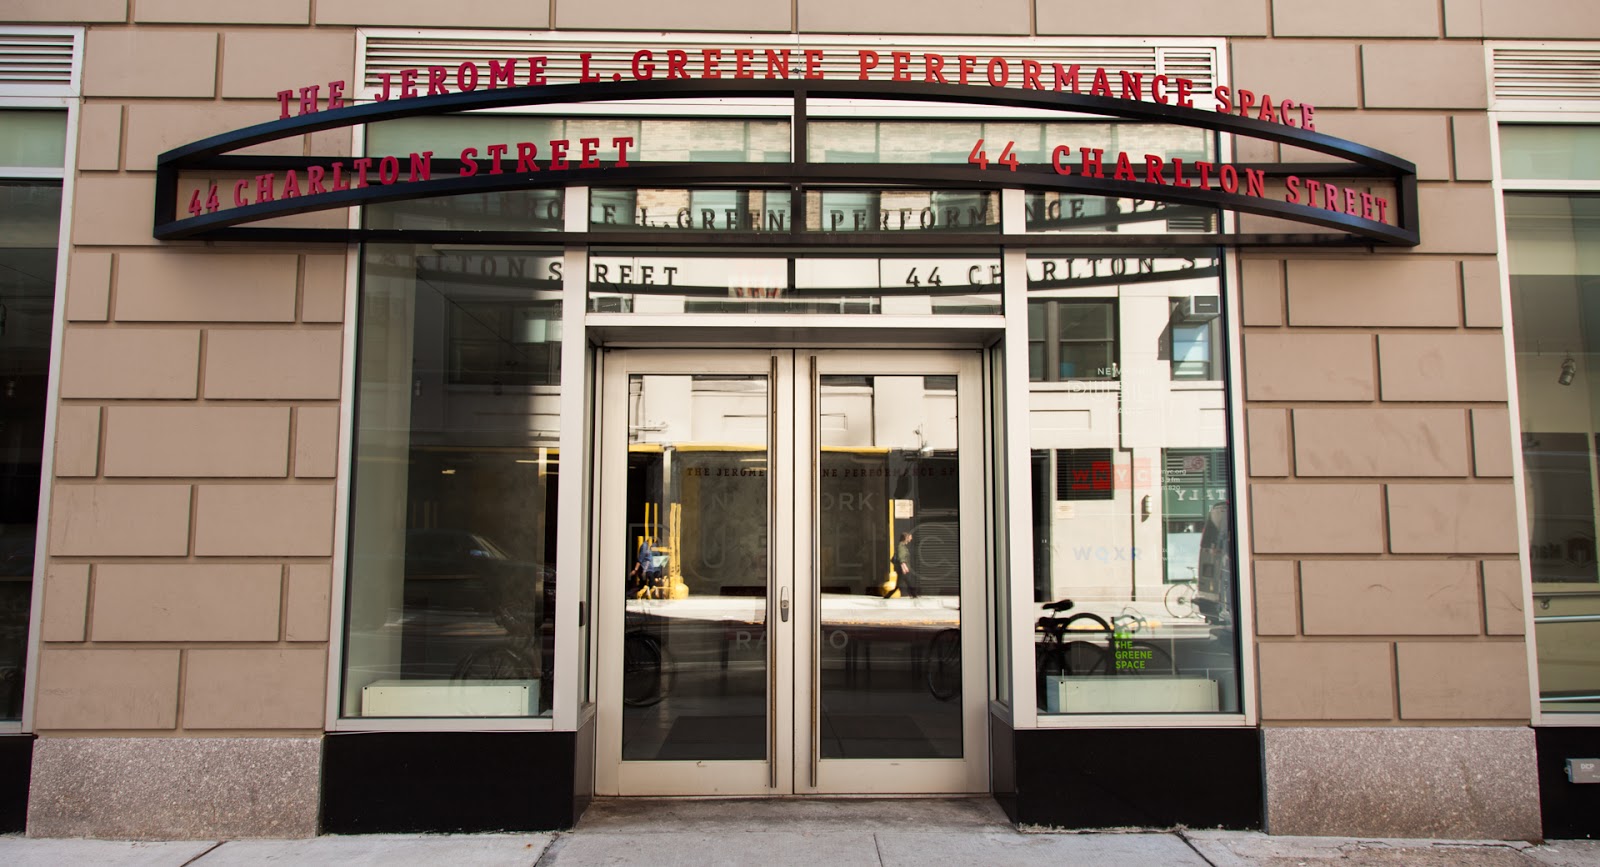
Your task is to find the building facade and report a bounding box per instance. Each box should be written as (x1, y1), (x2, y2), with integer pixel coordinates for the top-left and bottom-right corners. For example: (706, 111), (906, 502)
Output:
(0, 0), (1596, 841)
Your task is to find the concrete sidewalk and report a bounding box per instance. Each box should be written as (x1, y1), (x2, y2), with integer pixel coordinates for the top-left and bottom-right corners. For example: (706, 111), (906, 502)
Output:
(1, 798), (1595, 866)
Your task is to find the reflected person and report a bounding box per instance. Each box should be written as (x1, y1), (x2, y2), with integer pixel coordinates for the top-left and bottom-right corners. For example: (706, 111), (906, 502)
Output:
(892, 531), (921, 598)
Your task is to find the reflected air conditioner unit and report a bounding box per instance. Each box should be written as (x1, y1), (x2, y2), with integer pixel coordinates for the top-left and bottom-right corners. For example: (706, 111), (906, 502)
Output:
(1177, 295), (1221, 323)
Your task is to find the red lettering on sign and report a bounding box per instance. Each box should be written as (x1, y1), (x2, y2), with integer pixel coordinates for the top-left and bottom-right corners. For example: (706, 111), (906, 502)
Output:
(427, 66), (449, 96)
(986, 57), (1009, 87)
(765, 49), (791, 79)
(1052, 145), (1072, 175)
(1213, 85), (1232, 114)
(1120, 71), (1143, 101)
(517, 142), (540, 173)
(666, 50), (689, 79)
(803, 49), (825, 79)
(891, 51), (911, 82)
(734, 48), (756, 79)
(1144, 154), (1165, 184)
(858, 50), (880, 80)
(1021, 59), (1043, 89)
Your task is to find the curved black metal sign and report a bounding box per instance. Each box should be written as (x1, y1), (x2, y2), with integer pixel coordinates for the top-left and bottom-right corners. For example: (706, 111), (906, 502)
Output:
(153, 78), (1418, 247)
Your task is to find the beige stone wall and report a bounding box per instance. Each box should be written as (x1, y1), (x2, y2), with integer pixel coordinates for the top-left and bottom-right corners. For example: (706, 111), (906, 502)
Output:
(1230, 9), (1533, 728)
(27, 9), (356, 738)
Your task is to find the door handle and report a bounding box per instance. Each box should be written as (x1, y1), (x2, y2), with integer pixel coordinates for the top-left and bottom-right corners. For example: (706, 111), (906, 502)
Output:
(780, 587), (790, 623)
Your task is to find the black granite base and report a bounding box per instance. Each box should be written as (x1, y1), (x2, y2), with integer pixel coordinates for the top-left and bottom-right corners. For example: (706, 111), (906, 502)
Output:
(989, 708), (1017, 821)
(0, 734), (32, 833)
(321, 723), (593, 833)
(1009, 727), (1262, 830)
(1537, 726), (1600, 840)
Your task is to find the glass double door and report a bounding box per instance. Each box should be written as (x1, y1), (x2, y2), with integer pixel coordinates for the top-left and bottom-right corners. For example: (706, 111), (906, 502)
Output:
(595, 349), (987, 795)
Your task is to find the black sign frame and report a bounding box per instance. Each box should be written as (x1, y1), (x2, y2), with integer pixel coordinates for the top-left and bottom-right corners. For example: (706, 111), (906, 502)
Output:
(154, 78), (1419, 247)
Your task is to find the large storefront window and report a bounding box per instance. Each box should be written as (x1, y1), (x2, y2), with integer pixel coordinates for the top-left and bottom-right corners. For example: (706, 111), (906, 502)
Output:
(342, 236), (561, 718)
(1026, 251), (1240, 715)
(0, 110), (64, 722)
(1503, 126), (1600, 713)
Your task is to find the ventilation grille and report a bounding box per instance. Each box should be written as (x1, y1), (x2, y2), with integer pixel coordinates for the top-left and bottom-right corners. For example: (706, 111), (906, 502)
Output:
(1493, 46), (1600, 104)
(363, 33), (1218, 107)
(0, 30), (78, 93)
(1163, 449), (1230, 486)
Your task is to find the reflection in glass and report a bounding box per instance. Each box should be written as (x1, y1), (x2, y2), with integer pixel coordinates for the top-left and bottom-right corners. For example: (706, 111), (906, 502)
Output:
(622, 374), (768, 761)
(588, 253), (1002, 315)
(1024, 191), (1218, 234)
(809, 121), (1212, 166)
(1026, 251), (1240, 714)
(367, 189), (567, 232)
(0, 181), (60, 720)
(1027, 253), (1221, 384)
(804, 190), (1000, 233)
(368, 115), (789, 163)
(590, 188), (792, 233)
(817, 375), (962, 759)
(343, 245), (560, 718)
(1505, 193), (1600, 712)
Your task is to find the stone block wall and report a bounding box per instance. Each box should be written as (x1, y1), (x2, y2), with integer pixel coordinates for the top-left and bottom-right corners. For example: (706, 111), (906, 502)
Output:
(1233, 2), (1543, 838)
(8, 3), (357, 839)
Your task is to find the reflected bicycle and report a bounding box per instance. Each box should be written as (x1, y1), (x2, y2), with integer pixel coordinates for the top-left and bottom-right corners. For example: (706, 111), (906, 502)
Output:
(1034, 599), (1176, 707)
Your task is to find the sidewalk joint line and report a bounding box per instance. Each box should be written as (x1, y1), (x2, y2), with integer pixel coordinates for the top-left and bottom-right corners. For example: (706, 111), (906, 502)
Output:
(872, 831), (886, 866)
(532, 830), (569, 867)
(1175, 829), (1219, 867)
(179, 841), (225, 866)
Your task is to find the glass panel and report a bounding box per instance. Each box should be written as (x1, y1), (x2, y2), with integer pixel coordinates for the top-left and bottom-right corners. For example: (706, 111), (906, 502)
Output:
(1505, 192), (1600, 713)
(817, 374), (961, 758)
(587, 253), (1002, 315)
(368, 116), (789, 163)
(591, 188), (792, 233)
(1500, 125), (1600, 182)
(1027, 250), (1240, 715)
(366, 190), (566, 231)
(1058, 340), (1115, 380)
(0, 111), (67, 168)
(0, 181), (61, 721)
(804, 190), (1000, 233)
(1171, 322), (1214, 379)
(1027, 253), (1222, 384)
(1024, 192), (1219, 234)
(621, 374), (769, 761)
(809, 121), (1212, 165)
(343, 244), (561, 718)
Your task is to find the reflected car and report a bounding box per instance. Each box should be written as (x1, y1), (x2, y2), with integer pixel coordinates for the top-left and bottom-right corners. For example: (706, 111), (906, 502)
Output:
(403, 528), (547, 632)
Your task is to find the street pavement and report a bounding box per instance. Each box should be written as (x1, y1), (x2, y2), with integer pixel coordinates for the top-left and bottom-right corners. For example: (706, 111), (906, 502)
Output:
(1, 798), (1596, 866)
